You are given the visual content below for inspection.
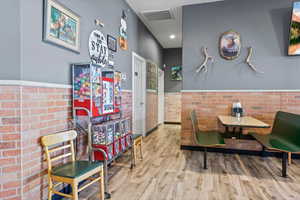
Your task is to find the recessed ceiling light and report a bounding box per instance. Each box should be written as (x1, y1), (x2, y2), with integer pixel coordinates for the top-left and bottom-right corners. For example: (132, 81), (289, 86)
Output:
(169, 34), (176, 39)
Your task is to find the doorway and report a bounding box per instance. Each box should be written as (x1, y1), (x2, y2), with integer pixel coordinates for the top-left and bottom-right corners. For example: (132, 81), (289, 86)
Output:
(132, 52), (147, 137)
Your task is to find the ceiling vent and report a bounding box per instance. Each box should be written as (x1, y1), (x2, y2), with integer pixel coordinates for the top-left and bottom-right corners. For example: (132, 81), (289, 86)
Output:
(141, 9), (174, 21)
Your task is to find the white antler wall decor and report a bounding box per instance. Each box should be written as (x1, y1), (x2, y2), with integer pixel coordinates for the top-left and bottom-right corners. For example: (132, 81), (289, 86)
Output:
(245, 47), (264, 74)
(196, 47), (214, 73)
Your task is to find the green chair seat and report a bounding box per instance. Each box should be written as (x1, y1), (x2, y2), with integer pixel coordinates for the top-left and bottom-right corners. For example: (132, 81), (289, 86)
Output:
(196, 131), (225, 146)
(132, 134), (142, 140)
(52, 161), (103, 178)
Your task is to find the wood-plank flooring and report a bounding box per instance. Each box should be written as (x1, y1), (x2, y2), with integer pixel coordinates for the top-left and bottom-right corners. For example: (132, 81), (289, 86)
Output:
(78, 125), (300, 200)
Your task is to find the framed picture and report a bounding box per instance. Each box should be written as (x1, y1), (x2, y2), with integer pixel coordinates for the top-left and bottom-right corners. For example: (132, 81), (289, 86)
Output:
(146, 61), (158, 90)
(107, 35), (117, 52)
(171, 66), (182, 81)
(43, 0), (80, 53)
(288, 2), (300, 56)
(219, 30), (241, 60)
(119, 12), (128, 50)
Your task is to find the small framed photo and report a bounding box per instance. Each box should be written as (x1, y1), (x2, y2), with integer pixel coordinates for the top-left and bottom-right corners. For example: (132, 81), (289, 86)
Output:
(107, 35), (117, 52)
(43, 0), (80, 53)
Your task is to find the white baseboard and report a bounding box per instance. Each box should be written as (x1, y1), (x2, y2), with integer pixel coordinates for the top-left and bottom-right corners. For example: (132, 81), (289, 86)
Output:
(181, 89), (300, 93)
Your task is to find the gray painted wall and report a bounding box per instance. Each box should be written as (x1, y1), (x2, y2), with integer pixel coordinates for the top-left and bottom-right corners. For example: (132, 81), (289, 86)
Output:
(183, 0), (300, 90)
(138, 21), (163, 68)
(0, 0), (21, 80)
(163, 48), (182, 92)
(19, 0), (162, 89)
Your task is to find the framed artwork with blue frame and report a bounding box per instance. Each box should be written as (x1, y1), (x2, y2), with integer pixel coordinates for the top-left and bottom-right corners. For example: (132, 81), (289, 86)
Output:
(43, 0), (81, 53)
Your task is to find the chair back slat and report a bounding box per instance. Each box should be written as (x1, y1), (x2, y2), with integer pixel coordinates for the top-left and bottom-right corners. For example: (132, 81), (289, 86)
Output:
(41, 130), (77, 147)
(51, 152), (72, 162)
(48, 144), (71, 153)
(41, 130), (77, 171)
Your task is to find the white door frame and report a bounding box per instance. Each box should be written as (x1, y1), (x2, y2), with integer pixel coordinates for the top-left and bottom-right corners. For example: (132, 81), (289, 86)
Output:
(158, 68), (164, 125)
(132, 52), (147, 137)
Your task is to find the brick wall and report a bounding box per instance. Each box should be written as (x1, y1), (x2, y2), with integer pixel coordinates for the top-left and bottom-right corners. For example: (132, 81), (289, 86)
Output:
(0, 86), (21, 200)
(146, 91), (158, 132)
(164, 93), (181, 123)
(0, 84), (133, 200)
(121, 91), (132, 120)
(21, 86), (72, 199)
(181, 91), (300, 147)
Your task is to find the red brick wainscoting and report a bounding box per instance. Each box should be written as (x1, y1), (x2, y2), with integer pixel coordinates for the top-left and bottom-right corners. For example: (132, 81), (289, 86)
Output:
(121, 91), (133, 120)
(146, 91), (158, 132)
(21, 86), (72, 199)
(0, 83), (132, 200)
(0, 86), (21, 200)
(181, 91), (300, 149)
(164, 93), (181, 123)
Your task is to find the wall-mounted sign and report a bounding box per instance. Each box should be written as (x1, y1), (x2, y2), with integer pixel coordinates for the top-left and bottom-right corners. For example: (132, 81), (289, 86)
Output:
(102, 79), (114, 114)
(89, 30), (108, 67)
(119, 11), (128, 50)
(219, 30), (241, 60)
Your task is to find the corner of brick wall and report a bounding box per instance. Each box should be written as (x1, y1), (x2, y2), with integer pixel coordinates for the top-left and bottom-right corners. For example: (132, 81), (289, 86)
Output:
(164, 93), (181, 123)
(146, 91), (158, 132)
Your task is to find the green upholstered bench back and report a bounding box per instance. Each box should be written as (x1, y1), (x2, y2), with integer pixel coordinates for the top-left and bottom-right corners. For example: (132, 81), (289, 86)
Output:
(190, 110), (202, 145)
(272, 111), (300, 147)
(191, 110), (200, 134)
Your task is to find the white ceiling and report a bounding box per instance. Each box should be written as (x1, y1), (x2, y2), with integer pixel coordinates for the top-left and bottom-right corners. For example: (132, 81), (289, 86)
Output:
(126, 0), (223, 48)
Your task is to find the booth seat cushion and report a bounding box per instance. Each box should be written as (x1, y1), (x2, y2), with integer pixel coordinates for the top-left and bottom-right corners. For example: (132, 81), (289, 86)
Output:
(251, 132), (300, 153)
(196, 131), (225, 147)
(52, 161), (102, 178)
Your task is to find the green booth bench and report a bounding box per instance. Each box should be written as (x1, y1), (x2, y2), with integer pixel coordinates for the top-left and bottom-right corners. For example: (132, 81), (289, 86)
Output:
(250, 111), (300, 177)
(190, 110), (300, 177)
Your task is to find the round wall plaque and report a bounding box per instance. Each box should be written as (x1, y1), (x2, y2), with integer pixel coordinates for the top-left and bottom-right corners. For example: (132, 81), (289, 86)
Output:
(219, 30), (241, 60)
(89, 30), (108, 67)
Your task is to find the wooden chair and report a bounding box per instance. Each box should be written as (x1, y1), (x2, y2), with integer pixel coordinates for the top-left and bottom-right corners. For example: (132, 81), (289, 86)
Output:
(41, 130), (105, 200)
(131, 134), (143, 168)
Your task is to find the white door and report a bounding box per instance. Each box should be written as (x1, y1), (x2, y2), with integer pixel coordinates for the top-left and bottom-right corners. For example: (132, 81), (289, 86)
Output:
(132, 52), (146, 137)
(158, 68), (164, 124)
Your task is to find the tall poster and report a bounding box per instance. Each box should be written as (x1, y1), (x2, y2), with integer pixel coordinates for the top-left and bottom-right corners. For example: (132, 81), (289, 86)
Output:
(102, 79), (114, 114)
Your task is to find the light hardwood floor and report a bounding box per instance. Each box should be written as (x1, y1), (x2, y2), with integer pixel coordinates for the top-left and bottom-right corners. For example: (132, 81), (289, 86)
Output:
(78, 125), (300, 200)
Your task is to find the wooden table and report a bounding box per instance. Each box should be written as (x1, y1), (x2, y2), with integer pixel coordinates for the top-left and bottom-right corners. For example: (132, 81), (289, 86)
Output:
(218, 115), (270, 139)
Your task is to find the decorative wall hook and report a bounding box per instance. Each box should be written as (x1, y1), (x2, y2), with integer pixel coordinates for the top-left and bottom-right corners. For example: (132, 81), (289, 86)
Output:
(94, 19), (104, 27)
(196, 47), (214, 73)
(245, 47), (264, 74)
